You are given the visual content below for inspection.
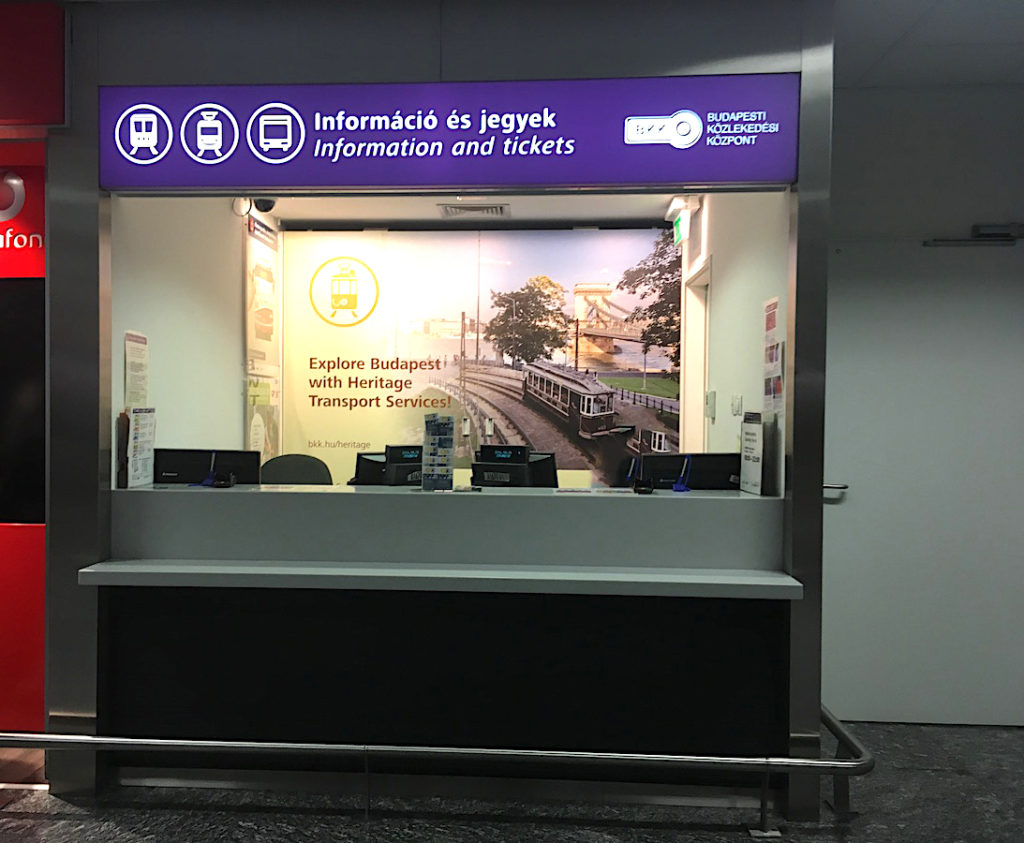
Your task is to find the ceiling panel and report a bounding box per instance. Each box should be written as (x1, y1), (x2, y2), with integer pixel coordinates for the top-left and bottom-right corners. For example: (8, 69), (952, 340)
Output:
(858, 42), (1024, 86)
(903, 0), (1024, 44)
(834, 0), (937, 86)
(272, 193), (680, 228)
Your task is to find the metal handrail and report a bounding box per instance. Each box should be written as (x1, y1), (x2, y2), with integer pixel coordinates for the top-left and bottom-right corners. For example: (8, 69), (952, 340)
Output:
(0, 705), (872, 830)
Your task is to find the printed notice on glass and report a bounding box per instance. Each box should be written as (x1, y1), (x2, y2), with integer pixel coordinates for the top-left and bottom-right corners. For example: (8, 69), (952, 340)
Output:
(740, 411), (764, 495)
(127, 406), (156, 488)
(124, 331), (150, 408)
(762, 298), (783, 415)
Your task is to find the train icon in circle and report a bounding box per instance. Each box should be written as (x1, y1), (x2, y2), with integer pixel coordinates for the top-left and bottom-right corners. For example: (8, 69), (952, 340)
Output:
(115, 104), (174, 165)
(246, 103), (306, 164)
(130, 114), (159, 155)
(0, 171), (26, 222)
(180, 103), (240, 165)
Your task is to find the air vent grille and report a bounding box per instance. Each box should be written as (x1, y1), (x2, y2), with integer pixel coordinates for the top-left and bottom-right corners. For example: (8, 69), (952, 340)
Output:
(438, 203), (510, 219)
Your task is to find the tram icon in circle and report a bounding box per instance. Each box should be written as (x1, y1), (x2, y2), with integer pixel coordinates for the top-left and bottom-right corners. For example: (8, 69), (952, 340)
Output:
(309, 256), (379, 328)
(330, 264), (358, 316)
(180, 103), (240, 165)
(196, 111), (224, 156)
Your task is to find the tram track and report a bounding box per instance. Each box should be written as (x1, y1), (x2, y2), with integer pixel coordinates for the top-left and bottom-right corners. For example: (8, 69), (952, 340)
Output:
(451, 371), (593, 470)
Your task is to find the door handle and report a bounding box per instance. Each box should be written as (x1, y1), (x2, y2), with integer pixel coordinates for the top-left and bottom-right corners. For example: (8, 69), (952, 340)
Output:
(823, 483), (848, 491)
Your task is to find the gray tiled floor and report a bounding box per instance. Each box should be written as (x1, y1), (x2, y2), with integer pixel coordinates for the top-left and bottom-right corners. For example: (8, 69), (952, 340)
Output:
(0, 722), (1021, 841)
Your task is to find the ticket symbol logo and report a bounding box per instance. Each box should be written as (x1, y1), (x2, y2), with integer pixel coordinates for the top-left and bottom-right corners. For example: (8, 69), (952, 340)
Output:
(624, 109), (703, 149)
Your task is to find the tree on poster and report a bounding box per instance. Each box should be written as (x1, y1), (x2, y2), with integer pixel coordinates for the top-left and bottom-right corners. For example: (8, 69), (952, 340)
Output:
(617, 230), (682, 367)
(485, 275), (569, 365)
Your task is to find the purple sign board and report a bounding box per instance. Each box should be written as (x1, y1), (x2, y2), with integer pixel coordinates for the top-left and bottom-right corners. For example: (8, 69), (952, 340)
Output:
(99, 74), (799, 191)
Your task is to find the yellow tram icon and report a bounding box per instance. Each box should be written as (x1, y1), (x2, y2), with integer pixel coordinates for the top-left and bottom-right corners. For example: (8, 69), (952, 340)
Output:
(309, 255), (379, 328)
(330, 264), (358, 316)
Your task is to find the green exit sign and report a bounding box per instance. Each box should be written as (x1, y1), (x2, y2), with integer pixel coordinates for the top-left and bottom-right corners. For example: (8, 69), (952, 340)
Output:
(672, 214), (684, 244)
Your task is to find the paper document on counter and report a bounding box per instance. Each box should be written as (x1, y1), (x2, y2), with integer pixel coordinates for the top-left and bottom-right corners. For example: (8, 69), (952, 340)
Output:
(127, 407), (156, 488)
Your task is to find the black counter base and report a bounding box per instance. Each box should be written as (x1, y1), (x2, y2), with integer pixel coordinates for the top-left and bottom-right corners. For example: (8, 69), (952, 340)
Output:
(98, 587), (789, 784)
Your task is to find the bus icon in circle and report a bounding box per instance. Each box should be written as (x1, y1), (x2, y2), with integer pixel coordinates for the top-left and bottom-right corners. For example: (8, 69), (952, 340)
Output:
(259, 114), (292, 152)
(247, 103), (305, 164)
(115, 104), (173, 165)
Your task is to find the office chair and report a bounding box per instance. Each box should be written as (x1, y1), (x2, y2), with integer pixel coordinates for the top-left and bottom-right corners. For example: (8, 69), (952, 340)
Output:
(260, 454), (333, 485)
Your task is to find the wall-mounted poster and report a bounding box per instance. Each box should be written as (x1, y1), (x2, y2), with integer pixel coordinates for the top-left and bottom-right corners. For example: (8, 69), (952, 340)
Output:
(245, 212), (283, 461)
(281, 229), (684, 486)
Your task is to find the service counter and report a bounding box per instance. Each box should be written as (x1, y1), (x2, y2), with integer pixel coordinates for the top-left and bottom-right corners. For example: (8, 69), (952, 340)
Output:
(85, 485), (799, 599)
(78, 486), (799, 785)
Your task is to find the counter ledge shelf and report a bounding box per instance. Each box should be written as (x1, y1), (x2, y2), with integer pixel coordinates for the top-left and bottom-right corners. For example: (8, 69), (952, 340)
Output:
(79, 559), (803, 599)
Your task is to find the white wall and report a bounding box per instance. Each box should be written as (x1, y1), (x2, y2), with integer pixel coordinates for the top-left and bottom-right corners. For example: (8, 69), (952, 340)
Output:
(111, 197), (246, 455)
(704, 192), (791, 454)
(823, 86), (1024, 724)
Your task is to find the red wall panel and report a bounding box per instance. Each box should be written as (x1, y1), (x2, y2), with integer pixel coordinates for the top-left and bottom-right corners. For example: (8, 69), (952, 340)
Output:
(0, 524), (45, 731)
(0, 3), (65, 127)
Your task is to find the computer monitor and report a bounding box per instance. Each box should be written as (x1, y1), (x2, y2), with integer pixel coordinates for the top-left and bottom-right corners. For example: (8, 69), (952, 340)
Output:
(348, 452), (386, 485)
(213, 450), (261, 484)
(471, 462), (530, 487)
(153, 449), (261, 484)
(527, 452), (558, 488)
(384, 445), (423, 486)
(685, 453), (741, 490)
(638, 453), (689, 490)
(638, 452), (741, 490)
(154, 449), (214, 484)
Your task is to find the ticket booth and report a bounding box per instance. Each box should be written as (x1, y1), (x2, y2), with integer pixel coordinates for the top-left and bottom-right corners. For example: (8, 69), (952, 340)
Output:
(36, 0), (835, 822)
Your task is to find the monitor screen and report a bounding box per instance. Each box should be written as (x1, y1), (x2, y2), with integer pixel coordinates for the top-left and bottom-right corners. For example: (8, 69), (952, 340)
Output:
(479, 444), (530, 464)
(385, 445), (423, 464)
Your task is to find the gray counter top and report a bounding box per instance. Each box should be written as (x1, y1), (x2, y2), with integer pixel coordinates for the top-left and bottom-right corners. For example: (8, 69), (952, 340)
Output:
(79, 559), (803, 599)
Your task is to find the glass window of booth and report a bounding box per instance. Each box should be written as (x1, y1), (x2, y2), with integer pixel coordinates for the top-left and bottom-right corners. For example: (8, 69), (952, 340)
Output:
(109, 191), (790, 494)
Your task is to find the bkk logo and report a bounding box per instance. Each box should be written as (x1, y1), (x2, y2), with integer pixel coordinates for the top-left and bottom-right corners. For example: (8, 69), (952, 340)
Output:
(623, 110), (704, 150)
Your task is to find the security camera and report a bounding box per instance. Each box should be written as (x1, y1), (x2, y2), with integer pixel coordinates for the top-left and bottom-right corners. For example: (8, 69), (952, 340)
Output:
(253, 198), (277, 213)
